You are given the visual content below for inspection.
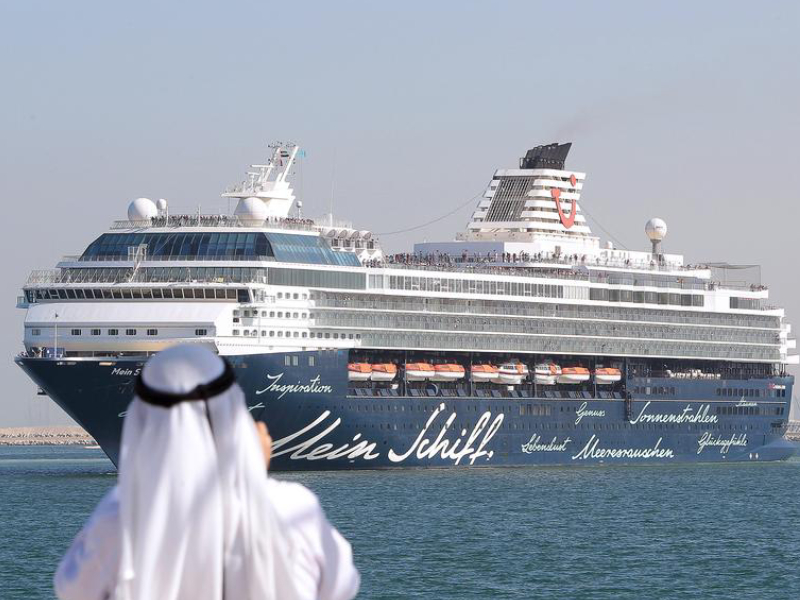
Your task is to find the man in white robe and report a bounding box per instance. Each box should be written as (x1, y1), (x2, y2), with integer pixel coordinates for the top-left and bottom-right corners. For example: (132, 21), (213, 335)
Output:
(54, 344), (360, 600)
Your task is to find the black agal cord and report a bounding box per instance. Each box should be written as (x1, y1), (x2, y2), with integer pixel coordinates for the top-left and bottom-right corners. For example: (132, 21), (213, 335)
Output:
(134, 359), (236, 407)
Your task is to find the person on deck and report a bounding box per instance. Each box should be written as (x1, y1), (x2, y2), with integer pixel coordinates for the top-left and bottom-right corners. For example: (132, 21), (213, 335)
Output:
(54, 344), (359, 600)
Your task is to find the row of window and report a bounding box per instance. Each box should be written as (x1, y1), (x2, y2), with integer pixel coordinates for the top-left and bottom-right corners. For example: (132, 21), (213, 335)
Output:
(519, 404), (554, 416)
(382, 275), (706, 308)
(82, 231), (360, 266)
(632, 386), (677, 396)
(589, 288), (705, 307)
(235, 310), (309, 322)
(715, 387), (787, 398)
(269, 267), (365, 290)
(715, 405), (785, 416)
(30, 328), (207, 337)
(27, 284), (315, 305)
(25, 287), (249, 302)
(275, 291), (307, 300)
(320, 292), (780, 330)
(730, 297), (762, 310)
(387, 274), (575, 299)
(319, 418), (760, 433)
(70, 328), (153, 336)
(361, 330), (779, 361)
(315, 310), (777, 345)
(284, 355), (316, 367)
(82, 232), (273, 260)
(59, 267), (268, 285)
(234, 330), (308, 338)
(231, 330), (361, 341)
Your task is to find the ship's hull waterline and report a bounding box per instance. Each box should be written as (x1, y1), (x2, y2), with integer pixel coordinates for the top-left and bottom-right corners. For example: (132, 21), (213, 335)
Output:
(16, 352), (796, 470)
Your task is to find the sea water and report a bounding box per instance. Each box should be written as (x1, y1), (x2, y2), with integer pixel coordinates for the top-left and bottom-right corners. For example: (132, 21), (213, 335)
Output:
(1, 445), (799, 600)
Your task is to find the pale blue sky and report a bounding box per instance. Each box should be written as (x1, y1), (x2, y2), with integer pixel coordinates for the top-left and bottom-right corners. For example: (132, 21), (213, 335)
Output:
(3, 1), (799, 425)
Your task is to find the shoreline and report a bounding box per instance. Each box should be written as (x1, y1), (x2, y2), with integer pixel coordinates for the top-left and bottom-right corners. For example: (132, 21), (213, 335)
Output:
(0, 426), (96, 446)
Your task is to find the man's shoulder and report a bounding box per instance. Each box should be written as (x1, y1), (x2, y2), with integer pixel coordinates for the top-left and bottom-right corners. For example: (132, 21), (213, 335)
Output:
(266, 479), (323, 515)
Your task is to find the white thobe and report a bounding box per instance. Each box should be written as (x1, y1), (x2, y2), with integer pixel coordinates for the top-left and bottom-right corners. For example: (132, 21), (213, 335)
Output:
(54, 481), (360, 600)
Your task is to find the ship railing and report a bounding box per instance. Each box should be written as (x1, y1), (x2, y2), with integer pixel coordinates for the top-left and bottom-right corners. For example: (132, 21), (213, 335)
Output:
(366, 260), (768, 293)
(24, 269), (266, 286)
(59, 254), (274, 263)
(26, 269), (62, 284)
(109, 215), (319, 232)
(374, 253), (699, 272)
(314, 295), (781, 325)
(366, 261), (592, 282)
(360, 331), (780, 361)
(313, 311), (779, 345)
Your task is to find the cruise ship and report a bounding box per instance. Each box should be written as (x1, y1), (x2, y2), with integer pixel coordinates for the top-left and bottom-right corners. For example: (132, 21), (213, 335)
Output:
(15, 142), (798, 468)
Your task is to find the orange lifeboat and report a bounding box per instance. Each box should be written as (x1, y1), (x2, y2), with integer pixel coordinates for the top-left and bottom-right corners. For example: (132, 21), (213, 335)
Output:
(432, 363), (466, 382)
(498, 361), (529, 385)
(558, 366), (591, 384)
(371, 363), (398, 382)
(405, 362), (435, 382)
(534, 363), (561, 385)
(347, 362), (372, 382)
(594, 367), (622, 385)
(471, 364), (499, 383)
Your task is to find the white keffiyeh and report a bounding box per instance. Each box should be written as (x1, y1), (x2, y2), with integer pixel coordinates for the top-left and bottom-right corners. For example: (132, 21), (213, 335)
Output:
(62, 345), (301, 600)
(55, 344), (359, 600)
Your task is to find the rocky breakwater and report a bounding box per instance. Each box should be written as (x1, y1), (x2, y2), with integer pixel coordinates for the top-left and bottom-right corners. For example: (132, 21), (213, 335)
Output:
(0, 426), (96, 446)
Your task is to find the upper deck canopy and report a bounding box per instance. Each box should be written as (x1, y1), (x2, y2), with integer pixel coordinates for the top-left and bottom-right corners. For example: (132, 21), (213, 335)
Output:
(80, 231), (360, 266)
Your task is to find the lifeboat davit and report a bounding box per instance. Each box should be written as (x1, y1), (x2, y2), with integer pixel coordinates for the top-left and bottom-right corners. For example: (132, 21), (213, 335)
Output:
(534, 363), (561, 386)
(497, 362), (529, 385)
(431, 363), (465, 382)
(471, 364), (499, 383)
(594, 367), (622, 385)
(405, 362), (435, 381)
(347, 363), (372, 382)
(558, 366), (591, 384)
(371, 363), (398, 382)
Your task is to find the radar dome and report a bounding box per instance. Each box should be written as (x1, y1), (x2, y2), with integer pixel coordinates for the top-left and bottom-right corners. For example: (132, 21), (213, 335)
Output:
(156, 198), (168, 212)
(234, 197), (268, 226)
(128, 197), (157, 222)
(645, 218), (667, 242)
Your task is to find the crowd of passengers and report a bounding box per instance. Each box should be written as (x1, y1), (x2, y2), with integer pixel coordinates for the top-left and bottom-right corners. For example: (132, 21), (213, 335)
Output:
(373, 251), (673, 269)
(145, 214), (316, 229)
(362, 252), (768, 291)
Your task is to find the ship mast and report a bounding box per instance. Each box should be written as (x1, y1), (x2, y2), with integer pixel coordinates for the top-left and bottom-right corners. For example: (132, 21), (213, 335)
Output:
(222, 141), (300, 220)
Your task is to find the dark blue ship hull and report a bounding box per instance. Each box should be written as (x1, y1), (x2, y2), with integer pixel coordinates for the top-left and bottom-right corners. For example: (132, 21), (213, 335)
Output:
(15, 351), (796, 469)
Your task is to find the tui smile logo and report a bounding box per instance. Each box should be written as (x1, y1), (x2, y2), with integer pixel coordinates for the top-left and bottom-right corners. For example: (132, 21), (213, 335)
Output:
(551, 187), (576, 229)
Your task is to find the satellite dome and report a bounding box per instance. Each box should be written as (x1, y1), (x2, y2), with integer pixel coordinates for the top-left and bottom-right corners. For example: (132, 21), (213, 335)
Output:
(128, 197), (157, 222)
(156, 198), (168, 212)
(645, 218), (667, 242)
(234, 197), (268, 226)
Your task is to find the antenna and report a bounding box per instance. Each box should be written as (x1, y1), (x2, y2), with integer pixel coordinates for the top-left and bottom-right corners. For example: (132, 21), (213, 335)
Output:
(276, 144), (299, 183)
